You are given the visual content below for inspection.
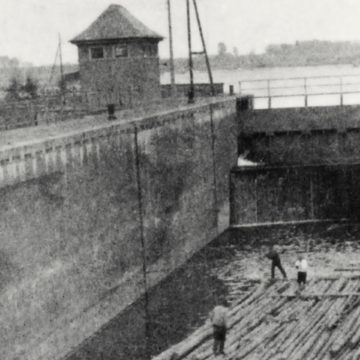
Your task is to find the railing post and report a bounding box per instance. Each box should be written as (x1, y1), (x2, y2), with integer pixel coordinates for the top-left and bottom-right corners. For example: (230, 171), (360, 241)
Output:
(239, 81), (242, 96)
(229, 85), (234, 96)
(340, 77), (344, 106)
(267, 79), (271, 109)
(304, 77), (308, 107)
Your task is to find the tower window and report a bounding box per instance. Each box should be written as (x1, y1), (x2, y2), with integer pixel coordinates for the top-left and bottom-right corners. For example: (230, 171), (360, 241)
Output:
(90, 47), (104, 59)
(115, 45), (128, 57)
(142, 44), (156, 58)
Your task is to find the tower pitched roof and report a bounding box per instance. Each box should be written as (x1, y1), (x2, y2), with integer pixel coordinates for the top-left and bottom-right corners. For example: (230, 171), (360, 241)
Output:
(71, 4), (163, 44)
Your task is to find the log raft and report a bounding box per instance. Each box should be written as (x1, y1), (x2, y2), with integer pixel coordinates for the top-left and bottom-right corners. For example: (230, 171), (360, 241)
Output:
(153, 277), (360, 360)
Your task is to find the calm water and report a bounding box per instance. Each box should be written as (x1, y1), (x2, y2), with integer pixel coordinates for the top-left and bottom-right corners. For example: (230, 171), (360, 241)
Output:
(161, 64), (360, 108)
(66, 222), (360, 360)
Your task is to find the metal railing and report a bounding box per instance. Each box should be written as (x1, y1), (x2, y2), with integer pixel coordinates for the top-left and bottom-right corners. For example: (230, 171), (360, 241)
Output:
(239, 73), (360, 109)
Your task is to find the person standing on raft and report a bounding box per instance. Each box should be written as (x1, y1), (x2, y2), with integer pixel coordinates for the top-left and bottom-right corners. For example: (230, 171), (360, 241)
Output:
(210, 300), (229, 356)
(295, 255), (308, 290)
(266, 245), (287, 279)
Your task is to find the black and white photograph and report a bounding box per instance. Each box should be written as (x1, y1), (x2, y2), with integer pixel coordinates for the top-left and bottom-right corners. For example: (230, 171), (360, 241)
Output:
(1, 1), (360, 359)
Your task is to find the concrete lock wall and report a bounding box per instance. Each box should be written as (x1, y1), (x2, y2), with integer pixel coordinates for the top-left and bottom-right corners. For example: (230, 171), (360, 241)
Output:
(0, 98), (237, 360)
(230, 164), (360, 226)
(232, 104), (360, 227)
(238, 105), (360, 165)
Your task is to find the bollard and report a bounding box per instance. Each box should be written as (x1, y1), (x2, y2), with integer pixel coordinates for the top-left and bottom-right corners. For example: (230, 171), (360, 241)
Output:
(107, 103), (116, 120)
(188, 89), (195, 104)
(229, 85), (234, 96)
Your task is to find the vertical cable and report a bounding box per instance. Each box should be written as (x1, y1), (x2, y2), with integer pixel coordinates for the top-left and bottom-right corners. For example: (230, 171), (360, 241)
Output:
(133, 125), (151, 359)
(192, 0), (214, 96)
(209, 104), (218, 232)
(186, 0), (195, 103)
(167, 0), (176, 98)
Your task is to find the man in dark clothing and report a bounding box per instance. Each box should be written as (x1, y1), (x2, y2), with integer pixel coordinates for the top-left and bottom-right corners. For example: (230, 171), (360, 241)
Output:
(266, 245), (287, 279)
(210, 302), (229, 356)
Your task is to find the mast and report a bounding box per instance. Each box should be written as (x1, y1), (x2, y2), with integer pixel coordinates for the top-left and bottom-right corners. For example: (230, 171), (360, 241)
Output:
(192, 0), (214, 96)
(167, 0), (176, 97)
(186, 0), (194, 103)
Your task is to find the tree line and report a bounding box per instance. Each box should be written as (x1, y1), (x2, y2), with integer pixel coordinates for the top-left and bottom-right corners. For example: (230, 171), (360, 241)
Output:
(162, 40), (360, 73)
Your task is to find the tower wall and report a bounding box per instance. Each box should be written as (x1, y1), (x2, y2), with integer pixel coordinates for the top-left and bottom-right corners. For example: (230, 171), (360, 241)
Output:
(77, 40), (161, 109)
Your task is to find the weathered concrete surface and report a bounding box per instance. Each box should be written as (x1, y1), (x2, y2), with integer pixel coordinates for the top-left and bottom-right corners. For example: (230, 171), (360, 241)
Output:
(240, 106), (360, 134)
(230, 164), (358, 226)
(0, 98), (237, 359)
(238, 105), (360, 165)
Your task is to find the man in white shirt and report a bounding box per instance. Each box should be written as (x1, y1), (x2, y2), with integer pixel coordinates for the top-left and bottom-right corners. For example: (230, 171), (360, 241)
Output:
(295, 255), (308, 290)
(210, 301), (229, 356)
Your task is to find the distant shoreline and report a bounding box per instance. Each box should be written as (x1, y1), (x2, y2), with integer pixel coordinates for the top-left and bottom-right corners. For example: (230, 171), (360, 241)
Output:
(161, 62), (358, 75)
(162, 40), (360, 74)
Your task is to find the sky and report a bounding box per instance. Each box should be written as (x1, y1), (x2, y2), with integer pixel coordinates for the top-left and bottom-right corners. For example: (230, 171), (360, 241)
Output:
(1, 0), (360, 66)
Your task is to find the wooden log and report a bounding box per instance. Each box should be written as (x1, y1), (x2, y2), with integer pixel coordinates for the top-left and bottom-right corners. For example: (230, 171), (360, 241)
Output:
(152, 283), (271, 360)
(155, 279), (355, 360)
(203, 291), (290, 360)
(303, 279), (326, 294)
(267, 300), (317, 357)
(154, 282), (276, 360)
(316, 296), (359, 359)
(278, 299), (333, 359)
(262, 299), (310, 360)
(228, 283), (287, 331)
(276, 278), (357, 300)
(345, 279), (360, 293)
(232, 322), (280, 359)
(276, 293), (360, 299)
(230, 296), (287, 338)
(290, 299), (336, 360)
(305, 279), (334, 296)
(347, 305), (360, 348)
(308, 330), (331, 360)
(225, 298), (292, 359)
(266, 280), (360, 360)
(316, 297), (360, 358)
(336, 347), (353, 360)
(348, 343), (360, 359)
(326, 297), (349, 329)
(332, 277), (347, 292)
(257, 314), (299, 360)
(334, 268), (360, 272)
(321, 276), (346, 295)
